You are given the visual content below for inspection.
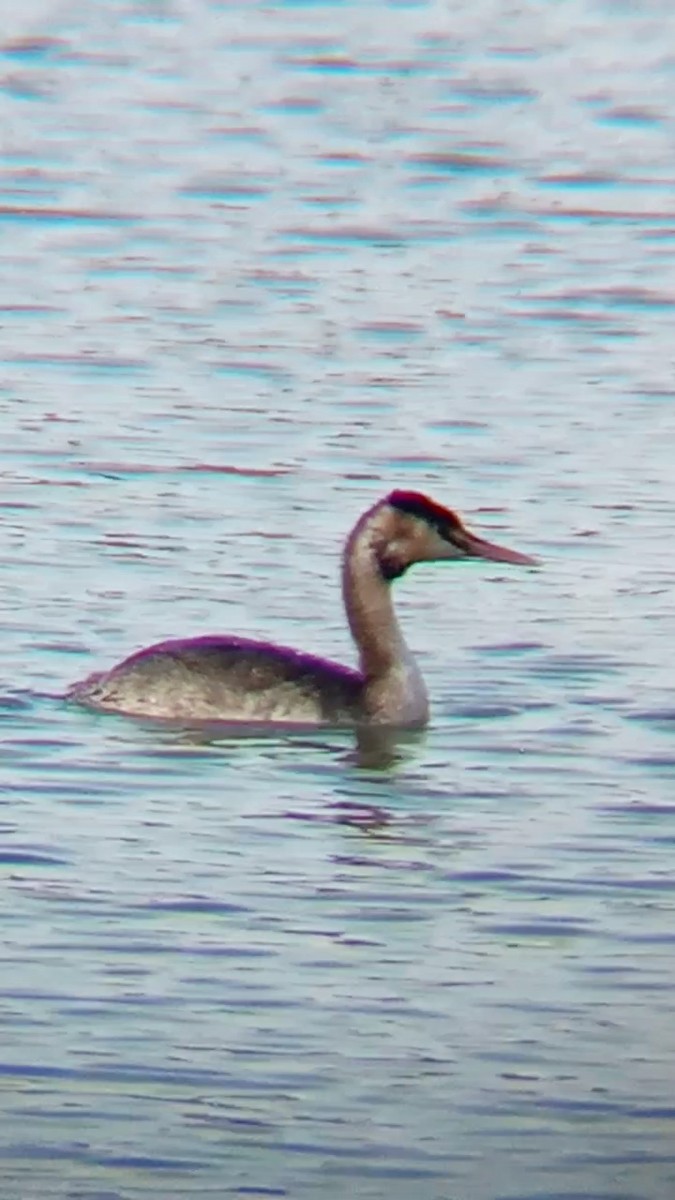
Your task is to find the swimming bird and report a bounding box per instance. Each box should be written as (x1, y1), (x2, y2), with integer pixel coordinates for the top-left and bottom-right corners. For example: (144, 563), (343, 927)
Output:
(68, 490), (536, 727)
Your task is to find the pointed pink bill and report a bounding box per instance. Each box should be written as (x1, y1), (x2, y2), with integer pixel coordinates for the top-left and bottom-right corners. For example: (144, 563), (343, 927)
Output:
(462, 530), (538, 566)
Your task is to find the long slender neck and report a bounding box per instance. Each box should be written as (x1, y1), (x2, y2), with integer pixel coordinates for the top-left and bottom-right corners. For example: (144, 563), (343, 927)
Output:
(342, 539), (407, 679)
(341, 508), (428, 726)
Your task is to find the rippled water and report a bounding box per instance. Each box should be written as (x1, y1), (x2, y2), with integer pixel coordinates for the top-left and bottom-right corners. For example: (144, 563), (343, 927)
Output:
(2, 1), (675, 1197)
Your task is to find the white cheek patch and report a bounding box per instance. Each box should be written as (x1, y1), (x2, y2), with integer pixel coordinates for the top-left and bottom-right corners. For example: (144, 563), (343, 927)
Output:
(437, 532), (466, 560)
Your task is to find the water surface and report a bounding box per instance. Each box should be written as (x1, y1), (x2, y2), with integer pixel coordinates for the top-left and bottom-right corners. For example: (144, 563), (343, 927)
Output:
(2, 1), (675, 1197)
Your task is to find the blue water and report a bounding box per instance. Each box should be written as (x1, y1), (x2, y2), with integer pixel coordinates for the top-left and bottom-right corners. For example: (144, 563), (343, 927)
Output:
(2, 1), (675, 1197)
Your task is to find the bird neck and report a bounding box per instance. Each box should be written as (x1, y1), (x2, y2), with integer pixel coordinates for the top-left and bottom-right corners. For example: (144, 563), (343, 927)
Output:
(341, 513), (428, 725)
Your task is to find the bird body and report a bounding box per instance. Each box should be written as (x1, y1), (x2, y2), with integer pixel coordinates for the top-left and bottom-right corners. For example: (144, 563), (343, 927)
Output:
(68, 490), (535, 727)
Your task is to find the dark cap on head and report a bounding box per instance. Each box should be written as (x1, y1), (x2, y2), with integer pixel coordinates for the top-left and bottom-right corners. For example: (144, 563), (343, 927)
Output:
(386, 490), (461, 532)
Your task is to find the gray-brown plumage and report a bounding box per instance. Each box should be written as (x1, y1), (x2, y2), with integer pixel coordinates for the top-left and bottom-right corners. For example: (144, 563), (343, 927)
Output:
(68, 490), (535, 727)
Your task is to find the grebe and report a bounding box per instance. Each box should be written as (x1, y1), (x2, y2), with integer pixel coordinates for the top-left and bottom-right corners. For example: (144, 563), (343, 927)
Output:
(68, 490), (536, 727)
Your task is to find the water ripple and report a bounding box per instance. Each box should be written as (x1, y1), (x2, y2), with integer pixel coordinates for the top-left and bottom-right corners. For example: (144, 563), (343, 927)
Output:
(1, 1), (675, 1197)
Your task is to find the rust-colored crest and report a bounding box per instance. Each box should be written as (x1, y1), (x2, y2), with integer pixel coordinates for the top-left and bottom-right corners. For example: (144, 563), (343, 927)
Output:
(386, 490), (462, 531)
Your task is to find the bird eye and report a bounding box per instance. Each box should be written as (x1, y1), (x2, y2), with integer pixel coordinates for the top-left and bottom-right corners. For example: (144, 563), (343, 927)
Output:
(440, 518), (460, 542)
